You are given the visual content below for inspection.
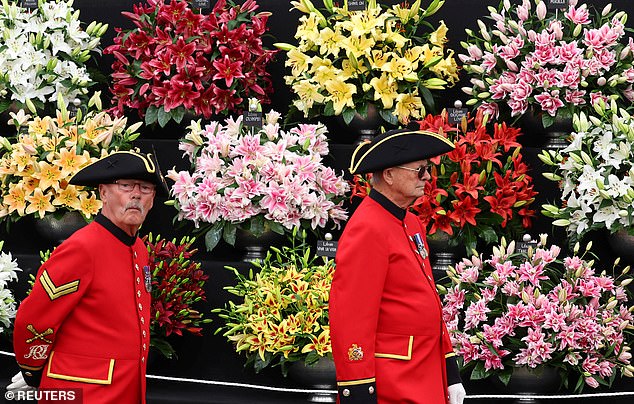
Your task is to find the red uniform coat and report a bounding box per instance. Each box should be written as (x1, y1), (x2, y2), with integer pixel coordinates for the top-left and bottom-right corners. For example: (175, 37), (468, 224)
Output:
(13, 214), (151, 404)
(330, 190), (456, 404)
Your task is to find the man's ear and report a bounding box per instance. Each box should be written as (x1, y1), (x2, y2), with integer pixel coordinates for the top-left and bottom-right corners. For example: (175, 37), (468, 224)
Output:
(381, 168), (395, 186)
(98, 184), (107, 202)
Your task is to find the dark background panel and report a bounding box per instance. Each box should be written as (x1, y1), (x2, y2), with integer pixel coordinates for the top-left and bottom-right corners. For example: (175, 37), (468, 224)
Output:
(2, 1), (634, 403)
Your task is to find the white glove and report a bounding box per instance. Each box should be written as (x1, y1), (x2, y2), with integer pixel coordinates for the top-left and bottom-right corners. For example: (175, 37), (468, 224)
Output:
(448, 382), (466, 404)
(6, 372), (37, 393)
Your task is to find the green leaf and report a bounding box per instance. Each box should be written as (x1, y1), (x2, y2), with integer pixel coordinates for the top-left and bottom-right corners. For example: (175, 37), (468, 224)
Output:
(478, 227), (498, 244)
(204, 223), (224, 252)
(470, 361), (489, 380)
(542, 113), (555, 128)
(497, 369), (513, 386)
(223, 223), (237, 246)
(145, 105), (158, 125)
(342, 108), (356, 125)
(248, 216), (265, 236)
(378, 108), (398, 125)
(420, 86), (435, 110)
(268, 221), (285, 235)
(150, 337), (176, 359)
(323, 101), (335, 116)
(0, 99), (12, 114)
(172, 107), (186, 124)
(157, 106), (172, 127)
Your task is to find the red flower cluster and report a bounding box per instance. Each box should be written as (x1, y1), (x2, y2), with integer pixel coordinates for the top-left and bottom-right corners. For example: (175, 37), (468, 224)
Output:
(145, 234), (210, 357)
(106, 0), (277, 126)
(411, 110), (538, 253)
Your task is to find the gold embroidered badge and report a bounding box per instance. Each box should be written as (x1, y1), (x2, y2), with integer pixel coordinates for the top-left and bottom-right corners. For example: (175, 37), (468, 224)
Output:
(40, 270), (79, 301)
(25, 324), (53, 344)
(348, 344), (364, 361)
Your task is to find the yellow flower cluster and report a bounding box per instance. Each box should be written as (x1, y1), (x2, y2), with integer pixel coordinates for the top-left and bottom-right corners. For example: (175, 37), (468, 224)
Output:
(227, 263), (333, 361)
(279, 0), (459, 125)
(216, 233), (335, 373)
(0, 95), (140, 222)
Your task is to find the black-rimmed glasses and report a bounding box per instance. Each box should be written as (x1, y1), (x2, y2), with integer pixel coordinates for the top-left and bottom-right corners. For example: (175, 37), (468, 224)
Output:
(113, 180), (156, 194)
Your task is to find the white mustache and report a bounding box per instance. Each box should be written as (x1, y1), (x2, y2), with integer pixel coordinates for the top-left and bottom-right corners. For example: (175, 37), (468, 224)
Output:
(125, 202), (145, 214)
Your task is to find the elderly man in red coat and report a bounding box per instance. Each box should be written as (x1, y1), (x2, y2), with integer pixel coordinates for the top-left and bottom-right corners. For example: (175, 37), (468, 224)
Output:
(330, 128), (467, 404)
(7, 151), (167, 404)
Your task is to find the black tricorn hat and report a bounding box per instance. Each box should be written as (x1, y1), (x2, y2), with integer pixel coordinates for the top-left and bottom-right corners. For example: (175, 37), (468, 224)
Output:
(69, 151), (169, 196)
(349, 128), (455, 174)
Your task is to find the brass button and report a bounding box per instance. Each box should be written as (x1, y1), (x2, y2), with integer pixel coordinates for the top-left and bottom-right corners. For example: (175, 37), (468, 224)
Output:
(143, 343), (147, 350)
(134, 251), (137, 258)
(138, 303), (143, 311)
(141, 357), (145, 363)
(136, 277), (140, 284)
(135, 264), (139, 271)
(342, 388), (350, 397)
(369, 386), (375, 394)
(24, 371), (32, 377)
(137, 290), (141, 298)
(143, 330), (146, 338)
(141, 317), (145, 324)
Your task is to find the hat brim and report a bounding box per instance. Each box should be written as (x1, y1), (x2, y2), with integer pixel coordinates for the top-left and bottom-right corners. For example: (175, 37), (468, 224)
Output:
(349, 129), (454, 174)
(69, 151), (169, 196)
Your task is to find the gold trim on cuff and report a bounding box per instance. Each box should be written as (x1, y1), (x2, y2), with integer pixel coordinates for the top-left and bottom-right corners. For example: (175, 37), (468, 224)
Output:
(445, 352), (457, 358)
(337, 378), (376, 387)
(18, 363), (44, 371)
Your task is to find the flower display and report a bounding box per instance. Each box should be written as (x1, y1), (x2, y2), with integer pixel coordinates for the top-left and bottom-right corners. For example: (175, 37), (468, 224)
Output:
(277, 0), (459, 126)
(105, 0), (277, 127)
(443, 236), (634, 392)
(167, 111), (349, 252)
(460, 0), (634, 127)
(145, 233), (210, 359)
(0, 0), (107, 115)
(410, 110), (537, 253)
(0, 241), (20, 335)
(214, 229), (334, 374)
(350, 110), (537, 254)
(540, 100), (634, 245)
(0, 93), (139, 223)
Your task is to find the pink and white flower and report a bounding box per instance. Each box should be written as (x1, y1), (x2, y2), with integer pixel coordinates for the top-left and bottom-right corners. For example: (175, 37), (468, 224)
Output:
(169, 111), (349, 250)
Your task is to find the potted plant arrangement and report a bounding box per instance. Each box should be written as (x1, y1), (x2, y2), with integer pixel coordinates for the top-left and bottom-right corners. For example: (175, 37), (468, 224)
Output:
(106, 0), (277, 127)
(0, 240), (21, 337)
(540, 100), (634, 248)
(0, 0), (107, 115)
(351, 109), (538, 256)
(459, 0), (634, 132)
(276, 0), (459, 131)
(442, 236), (634, 393)
(166, 110), (349, 253)
(213, 229), (334, 375)
(144, 233), (211, 359)
(0, 92), (139, 232)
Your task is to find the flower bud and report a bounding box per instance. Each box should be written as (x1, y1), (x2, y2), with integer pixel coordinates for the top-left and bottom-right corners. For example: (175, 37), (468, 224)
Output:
(521, 290), (530, 303)
(573, 24), (582, 37)
(553, 219), (571, 227)
(606, 299), (618, 311)
(601, 4), (612, 16)
(536, 1), (547, 20)
(621, 278), (632, 287)
(558, 288), (567, 302)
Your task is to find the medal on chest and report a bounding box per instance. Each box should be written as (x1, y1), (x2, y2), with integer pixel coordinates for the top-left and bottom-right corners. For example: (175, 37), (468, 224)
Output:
(412, 233), (428, 259)
(143, 265), (152, 293)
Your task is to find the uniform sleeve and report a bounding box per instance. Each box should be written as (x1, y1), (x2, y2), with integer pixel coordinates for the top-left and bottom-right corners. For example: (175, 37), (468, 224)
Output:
(13, 240), (93, 387)
(329, 218), (387, 404)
